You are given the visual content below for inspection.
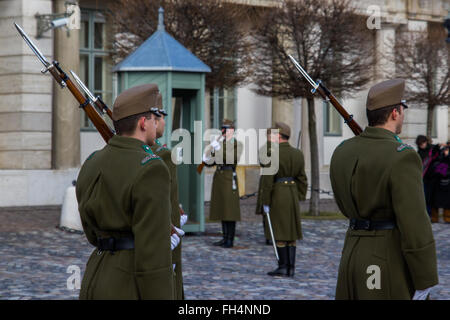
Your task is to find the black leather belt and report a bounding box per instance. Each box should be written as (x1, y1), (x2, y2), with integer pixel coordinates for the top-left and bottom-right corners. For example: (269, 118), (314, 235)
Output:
(218, 165), (234, 171)
(349, 218), (396, 231)
(97, 236), (135, 252)
(275, 177), (295, 183)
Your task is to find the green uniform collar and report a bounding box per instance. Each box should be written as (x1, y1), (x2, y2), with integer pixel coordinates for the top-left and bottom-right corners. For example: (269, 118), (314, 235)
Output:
(360, 127), (401, 142)
(109, 135), (151, 152)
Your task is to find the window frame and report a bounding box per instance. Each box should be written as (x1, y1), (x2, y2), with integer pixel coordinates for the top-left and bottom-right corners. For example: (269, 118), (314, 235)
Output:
(210, 87), (237, 129)
(79, 9), (112, 131)
(323, 100), (343, 136)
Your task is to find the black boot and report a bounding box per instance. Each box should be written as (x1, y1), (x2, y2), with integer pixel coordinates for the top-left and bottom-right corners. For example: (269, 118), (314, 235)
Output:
(267, 246), (289, 276)
(222, 221), (235, 248)
(213, 221), (227, 246)
(287, 246), (296, 277)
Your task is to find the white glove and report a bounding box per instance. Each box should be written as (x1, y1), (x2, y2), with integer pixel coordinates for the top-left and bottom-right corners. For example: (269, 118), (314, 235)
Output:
(211, 140), (221, 151)
(173, 226), (185, 237)
(180, 214), (188, 227)
(173, 264), (176, 272)
(170, 233), (180, 250)
(202, 154), (211, 162)
(413, 287), (433, 300)
(263, 205), (270, 214)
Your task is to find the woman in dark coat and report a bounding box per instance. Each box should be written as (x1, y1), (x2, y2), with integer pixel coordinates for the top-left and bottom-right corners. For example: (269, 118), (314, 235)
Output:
(416, 135), (440, 217)
(431, 145), (450, 223)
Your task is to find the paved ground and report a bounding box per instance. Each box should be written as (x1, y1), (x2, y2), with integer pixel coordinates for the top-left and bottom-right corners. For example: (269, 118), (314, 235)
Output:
(0, 199), (448, 300)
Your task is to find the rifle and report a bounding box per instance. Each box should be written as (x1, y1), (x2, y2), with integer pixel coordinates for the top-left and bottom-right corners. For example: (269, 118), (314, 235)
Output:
(288, 55), (363, 136)
(14, 23), (114, 142)
(15, 23), (180, 236)
(69, 70), (114, 121)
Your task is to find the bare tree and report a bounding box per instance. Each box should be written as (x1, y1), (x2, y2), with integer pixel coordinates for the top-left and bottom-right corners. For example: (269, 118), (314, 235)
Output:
(394, 24), (450, 139)
(108, 0), (253, 90)
(249, 0), (374, 215)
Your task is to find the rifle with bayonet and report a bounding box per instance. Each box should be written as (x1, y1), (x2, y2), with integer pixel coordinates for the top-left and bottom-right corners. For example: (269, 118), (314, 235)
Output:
(14, 23), (114, 142)
(15, 23), (183, 237)
(69, 70), (114, 121)
(288, 55), (363, 136)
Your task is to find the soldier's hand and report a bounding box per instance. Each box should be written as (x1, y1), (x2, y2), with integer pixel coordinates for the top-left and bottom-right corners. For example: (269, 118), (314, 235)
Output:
(180, 213), (188, 227)
(211, 140), (221, 151)
(413, 287), (433, 300)
(263, 205), (270, 214)
(202, 154), (211, 163)
(171, 233), (180, 250)
(173, 226), (185, 237)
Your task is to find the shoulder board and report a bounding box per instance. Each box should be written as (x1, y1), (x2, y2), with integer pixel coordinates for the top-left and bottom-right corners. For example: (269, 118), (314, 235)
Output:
(141, 154), (161, 165)
(87, 151), (98, 161)
(397, 143), (414, 152)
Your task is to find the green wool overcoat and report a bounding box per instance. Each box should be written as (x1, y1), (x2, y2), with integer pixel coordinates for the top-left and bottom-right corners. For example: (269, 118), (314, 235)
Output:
(255, 142), (272, 216)
(330, 127), (439, 300)
(208, 138), (243, 222)
(260, 142), (308, 241)
(151, 139), (183, 300)
(76, 135), (174, 300)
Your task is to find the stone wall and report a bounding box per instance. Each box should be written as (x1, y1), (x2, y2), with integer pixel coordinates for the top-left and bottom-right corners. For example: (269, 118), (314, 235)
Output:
(0, 0), (53, 169)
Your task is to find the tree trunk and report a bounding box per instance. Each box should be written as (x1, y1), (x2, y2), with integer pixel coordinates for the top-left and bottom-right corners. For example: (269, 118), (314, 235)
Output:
(307, 97), (320, 216)
(426, 105), (435, 140)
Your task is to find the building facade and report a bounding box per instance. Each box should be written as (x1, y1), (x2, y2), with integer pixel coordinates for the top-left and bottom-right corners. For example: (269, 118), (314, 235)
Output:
(0, 0), (448, 206)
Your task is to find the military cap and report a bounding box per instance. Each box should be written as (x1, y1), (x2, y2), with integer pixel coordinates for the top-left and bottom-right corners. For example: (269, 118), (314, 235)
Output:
(112, 84), (161, 121)
(221, 119), (235, 129)
(366, 79), (408, 111)
(274, 121), (291, 138)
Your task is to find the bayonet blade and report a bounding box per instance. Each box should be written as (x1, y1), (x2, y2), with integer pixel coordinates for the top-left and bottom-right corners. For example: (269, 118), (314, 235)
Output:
(14, 23), (51, 70)
(288, 54), (319, 91)
(69, 70), (96, 102)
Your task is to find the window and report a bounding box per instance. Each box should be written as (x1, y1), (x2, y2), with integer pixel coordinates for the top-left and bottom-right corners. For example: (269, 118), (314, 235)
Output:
(431, 107), (437, 138)
(79, 10), (113, 129)
(418, 0), (430, 9)
(209, 87), (236, 129)
(323, 100), (342, 136)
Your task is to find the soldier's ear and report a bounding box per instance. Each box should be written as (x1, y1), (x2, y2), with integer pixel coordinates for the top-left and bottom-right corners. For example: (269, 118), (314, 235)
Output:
(138, 116), (147, 130)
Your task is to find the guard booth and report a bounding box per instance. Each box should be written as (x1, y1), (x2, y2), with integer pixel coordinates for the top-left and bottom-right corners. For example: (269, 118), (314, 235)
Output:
(113, 8), (211, 233)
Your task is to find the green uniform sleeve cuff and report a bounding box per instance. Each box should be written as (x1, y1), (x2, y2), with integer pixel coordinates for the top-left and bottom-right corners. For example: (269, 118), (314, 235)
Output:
(402, 240), (439, 290)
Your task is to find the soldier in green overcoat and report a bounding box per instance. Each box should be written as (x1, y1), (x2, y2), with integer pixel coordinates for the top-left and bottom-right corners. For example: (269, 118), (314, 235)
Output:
(205, 119), (243, 248)
(255, 132), (273, 245)
(76, 84), (181, 299)
(150, 99), (186, 300)
(330, 79), (439, 299)
(261, 122), (308, 277)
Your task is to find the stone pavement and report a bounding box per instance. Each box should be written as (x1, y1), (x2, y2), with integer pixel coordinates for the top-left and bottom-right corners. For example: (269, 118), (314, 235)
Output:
(0, 199), (449, 300)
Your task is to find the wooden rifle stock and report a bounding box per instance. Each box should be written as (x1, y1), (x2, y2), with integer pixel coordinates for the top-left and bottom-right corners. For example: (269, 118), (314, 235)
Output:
(315, 82), (363, 136)
(52, 63), (114, 142)
(197, 162), (206, 174)
(287, 55), (362, 136)
(94, 96), (114, 120)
